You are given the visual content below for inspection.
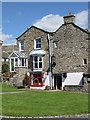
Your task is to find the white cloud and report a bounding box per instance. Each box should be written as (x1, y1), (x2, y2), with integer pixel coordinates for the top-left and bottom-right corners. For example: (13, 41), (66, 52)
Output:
(75, 10), (88, 29)
(0, 28), (16, 45)
(33, 10), (88, 32)
(33, 14), (63, 32)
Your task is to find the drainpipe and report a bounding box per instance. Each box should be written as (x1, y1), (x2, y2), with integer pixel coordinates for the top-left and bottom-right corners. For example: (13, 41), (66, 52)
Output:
(48, 34), (52, 90)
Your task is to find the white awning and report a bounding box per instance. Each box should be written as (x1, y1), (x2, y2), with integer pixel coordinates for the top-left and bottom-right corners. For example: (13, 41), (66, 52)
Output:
(63, 72), (83, 86)
(30, 50), (46, 56)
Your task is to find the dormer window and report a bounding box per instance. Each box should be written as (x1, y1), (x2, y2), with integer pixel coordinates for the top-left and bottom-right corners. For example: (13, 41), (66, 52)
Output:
(34, 38), (41, 49)
(19, 40), (24, 51)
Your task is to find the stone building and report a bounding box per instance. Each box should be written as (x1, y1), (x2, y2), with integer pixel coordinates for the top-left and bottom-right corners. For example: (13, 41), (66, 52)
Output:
(7, 13), (89, 91)
(0, 40), (3, 73)
(52, 14), (89, 90)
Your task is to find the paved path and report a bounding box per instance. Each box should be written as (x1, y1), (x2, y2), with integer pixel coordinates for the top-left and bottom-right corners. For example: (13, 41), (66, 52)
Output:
(0, 91), (27, 94)
(0, 114), (89, 119)
(0, 89), (89, 94)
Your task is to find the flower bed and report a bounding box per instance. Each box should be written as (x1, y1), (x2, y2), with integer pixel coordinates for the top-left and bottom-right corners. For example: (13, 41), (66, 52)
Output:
(3, 71), (17, 82)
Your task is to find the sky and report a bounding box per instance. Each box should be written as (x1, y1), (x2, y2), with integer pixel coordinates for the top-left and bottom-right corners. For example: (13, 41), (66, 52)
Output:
(1, 2), (88, 45)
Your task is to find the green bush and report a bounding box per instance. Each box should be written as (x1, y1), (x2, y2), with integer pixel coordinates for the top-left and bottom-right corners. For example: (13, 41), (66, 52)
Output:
(2, 64), (10, 73)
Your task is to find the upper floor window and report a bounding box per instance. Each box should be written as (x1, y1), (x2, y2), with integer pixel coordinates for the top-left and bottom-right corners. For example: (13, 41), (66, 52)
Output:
(54, 42), (58, 48)
(34, 38), (41, 49)
(83, 59), (87, 65)
(19, 40), (24, 51)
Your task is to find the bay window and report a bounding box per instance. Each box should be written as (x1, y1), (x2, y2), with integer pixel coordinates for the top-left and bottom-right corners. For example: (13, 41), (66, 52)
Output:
(33, 56), (43, 70)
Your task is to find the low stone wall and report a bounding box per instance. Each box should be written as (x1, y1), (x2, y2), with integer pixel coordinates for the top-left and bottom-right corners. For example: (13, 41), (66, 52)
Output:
(64, 85), (88, 93)
(15, 67), (27, 87)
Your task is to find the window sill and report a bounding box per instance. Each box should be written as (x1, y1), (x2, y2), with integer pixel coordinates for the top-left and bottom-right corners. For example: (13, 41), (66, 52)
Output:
(33, 69), (43, 72)
(19, 50), (24, 52)
(15, 66), (27, 68)
(34, 48), (41, 50)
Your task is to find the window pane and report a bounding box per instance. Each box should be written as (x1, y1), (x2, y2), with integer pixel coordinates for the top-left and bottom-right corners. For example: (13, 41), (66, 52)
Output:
(21, 45), (24, 50)
(39, 44), (41, 48)
(15, 58), (18, 66)
(22, 58), (24, 66)
(35, 63), (38, 68)
(35, 56), (37, 62)
(19, 58), (22, 66)
(38, 78), (41, 85)
(36, 44), (38, 48)
(34, 74), (37, 77)
(39, 57), (42, 61)
(38, 38), (41, 43)
(21, 41), (24, 45)
(36, 38), (41, 48)
(37, 74), (41, 77)
(39, 62), (42, 68)
(25, 59), (26, 66)
(31, 74), (33, 77)
(31, 78), (34, 85)
(20, 41), (24, 50)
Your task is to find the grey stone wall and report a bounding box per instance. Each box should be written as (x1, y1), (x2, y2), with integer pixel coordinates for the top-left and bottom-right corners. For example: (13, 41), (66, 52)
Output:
(53, 23), (88, 74)
(17, 26), (50, 72)
(64, 15), (75, 24)
(0, 40), (2, 73)
(15, 67), (27, 86)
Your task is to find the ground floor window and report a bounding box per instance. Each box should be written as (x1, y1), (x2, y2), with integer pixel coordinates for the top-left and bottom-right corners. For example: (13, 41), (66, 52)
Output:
(10, 58), (27, 72)
(30, 73), (44, 87)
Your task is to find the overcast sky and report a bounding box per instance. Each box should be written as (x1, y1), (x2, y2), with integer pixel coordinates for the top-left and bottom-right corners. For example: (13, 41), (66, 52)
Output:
(1, 2), (88, 45)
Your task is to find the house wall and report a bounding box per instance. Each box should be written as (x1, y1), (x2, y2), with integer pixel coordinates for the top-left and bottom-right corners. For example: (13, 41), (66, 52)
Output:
(53, 23), (88, 74)
(0, 40), (2, 73)
(17, 26), (50, 72)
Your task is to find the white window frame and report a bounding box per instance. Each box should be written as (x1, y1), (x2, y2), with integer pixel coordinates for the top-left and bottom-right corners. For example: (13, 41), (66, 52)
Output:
(10, 57), (27, 72)
(33, 56), (43, 71)
(54, 42), (58, 48)
(19, 40), (24, 51)
(34, 37), (41, 49)
(83, 59), (87, 65)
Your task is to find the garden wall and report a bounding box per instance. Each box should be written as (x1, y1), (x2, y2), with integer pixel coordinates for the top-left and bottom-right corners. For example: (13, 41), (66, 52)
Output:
(64, 84), (88, 93)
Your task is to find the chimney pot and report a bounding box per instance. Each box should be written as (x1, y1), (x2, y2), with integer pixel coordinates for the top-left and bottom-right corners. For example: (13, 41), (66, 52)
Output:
(70, 12), (72, 15)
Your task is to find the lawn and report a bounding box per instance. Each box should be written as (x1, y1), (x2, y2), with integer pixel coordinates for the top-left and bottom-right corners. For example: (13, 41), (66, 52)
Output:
(1, 83), (25, 92)
(2, 91), (88, 117)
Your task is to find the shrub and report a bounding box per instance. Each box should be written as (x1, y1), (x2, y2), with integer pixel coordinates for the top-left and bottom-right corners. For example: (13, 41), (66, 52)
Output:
(2, 64), (10, 73)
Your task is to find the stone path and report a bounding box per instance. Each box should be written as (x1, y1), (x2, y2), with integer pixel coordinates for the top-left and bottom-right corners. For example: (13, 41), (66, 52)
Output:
(0, 91), (27, 94)
(0, 114), (89, 119)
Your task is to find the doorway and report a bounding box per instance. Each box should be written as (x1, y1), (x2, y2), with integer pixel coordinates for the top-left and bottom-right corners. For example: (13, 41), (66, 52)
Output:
(54, 75), (62, 90)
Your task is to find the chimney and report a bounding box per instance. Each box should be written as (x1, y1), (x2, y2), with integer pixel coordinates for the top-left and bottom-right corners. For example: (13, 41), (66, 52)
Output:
(64, 12), (75, 24)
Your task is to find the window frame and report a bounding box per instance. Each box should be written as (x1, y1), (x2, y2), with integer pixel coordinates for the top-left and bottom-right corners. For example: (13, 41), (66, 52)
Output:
(34, 37), (41, 49)
(83, 59), (87, 65)
(33, 56), (43, 71)
(54, 42), (58, 48)
(30, 73), (44, 87)
(19, 40), (24, 51)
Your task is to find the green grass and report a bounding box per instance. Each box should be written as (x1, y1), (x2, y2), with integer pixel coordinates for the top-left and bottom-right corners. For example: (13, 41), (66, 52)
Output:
(1, 83), (25, 92)
(2, 91), (88, 117)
